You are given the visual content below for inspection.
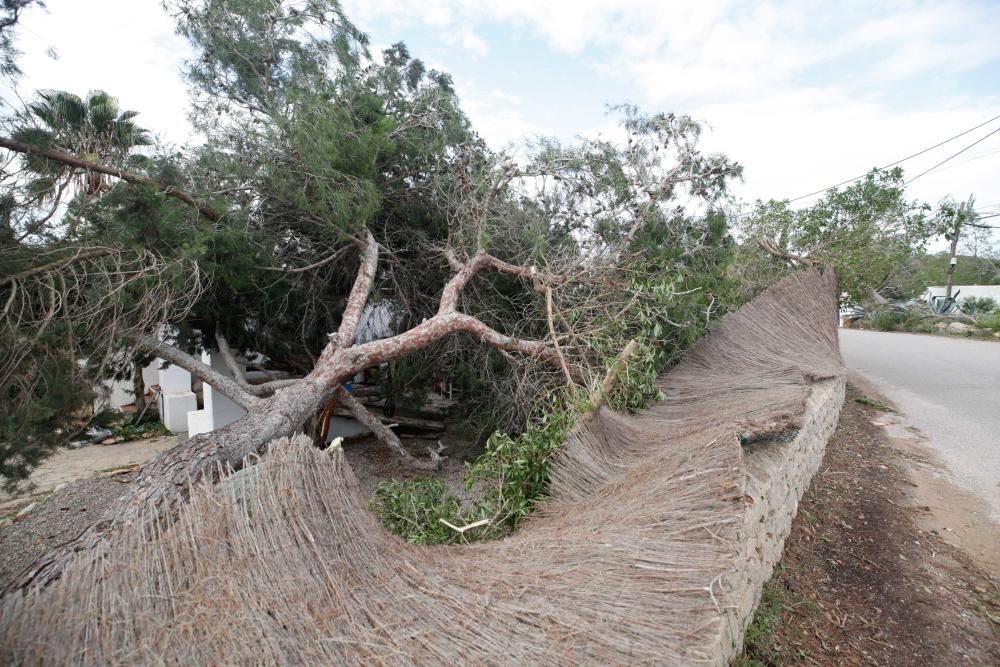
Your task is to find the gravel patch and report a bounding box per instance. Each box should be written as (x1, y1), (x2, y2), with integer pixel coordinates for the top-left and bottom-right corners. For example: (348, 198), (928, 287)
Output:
(0, 475), (134, 590)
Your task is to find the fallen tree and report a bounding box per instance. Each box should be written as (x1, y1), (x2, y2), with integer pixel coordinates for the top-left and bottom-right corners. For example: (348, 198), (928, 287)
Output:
(0, 268), (846, 664)
(4, 227), (576, 591)
(1, 0), (741, 594)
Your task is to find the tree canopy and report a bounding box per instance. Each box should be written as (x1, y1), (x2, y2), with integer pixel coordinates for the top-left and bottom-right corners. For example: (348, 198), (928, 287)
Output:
(0, 0), (742, 488)
(734, 168), (935, 303)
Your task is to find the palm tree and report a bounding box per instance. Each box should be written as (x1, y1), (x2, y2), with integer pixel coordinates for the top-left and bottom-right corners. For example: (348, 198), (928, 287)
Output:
(20, 89), (152, 196)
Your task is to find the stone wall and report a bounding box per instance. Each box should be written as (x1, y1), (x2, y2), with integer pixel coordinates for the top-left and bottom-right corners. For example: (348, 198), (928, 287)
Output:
(715, 377), (847, 664)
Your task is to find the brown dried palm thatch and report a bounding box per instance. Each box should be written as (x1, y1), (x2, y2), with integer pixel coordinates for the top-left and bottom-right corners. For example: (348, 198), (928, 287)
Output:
(0, 268), (843, 665)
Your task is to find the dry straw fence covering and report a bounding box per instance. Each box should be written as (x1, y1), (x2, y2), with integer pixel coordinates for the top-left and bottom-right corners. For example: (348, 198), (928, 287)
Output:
(0, 269), (845, 665)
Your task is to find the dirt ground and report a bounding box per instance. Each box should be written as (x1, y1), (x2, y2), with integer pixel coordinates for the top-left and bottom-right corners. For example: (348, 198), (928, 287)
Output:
(739, 383), (1000, 665)
(0, 435), (178, 589)
(1, 434), (178, 500)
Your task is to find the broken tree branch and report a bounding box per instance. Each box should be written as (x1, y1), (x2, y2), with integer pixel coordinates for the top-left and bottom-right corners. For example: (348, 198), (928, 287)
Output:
(755, 238), (820, 266)
(336, 386), (441, 470)
(137, 335), (261, 411)
(0, 136), (220, 222)
(580, 339), (638, 421)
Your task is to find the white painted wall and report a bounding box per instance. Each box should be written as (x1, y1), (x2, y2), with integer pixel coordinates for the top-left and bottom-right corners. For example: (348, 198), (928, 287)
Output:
(187, 350), (247, 437)
(924, 285), (1000, 303)
(158, 361), (197, 433)
(325, 416), (372, 441)
(95, 359), (161, 413)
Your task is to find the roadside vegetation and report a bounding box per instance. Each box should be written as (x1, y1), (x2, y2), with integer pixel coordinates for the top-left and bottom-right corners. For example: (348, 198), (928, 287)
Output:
(850, 296), (1000, 337)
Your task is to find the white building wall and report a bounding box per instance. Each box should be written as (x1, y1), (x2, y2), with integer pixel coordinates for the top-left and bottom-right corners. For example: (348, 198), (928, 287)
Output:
(923, 285), (1000, 303)
(187, 350), (248, 437)
(158, 361), (197, 433)
(94, 359), (161, 414)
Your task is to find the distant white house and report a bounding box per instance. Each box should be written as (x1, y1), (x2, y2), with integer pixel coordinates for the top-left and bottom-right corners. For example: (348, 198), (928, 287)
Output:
(923, 285), (1000, 303)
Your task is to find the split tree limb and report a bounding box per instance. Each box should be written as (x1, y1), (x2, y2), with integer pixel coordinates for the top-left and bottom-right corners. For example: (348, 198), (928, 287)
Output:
(336, 386), (440, 470)
(137, 335), (261, 411)
(580, 339), (639, 421)
(755, 239), (819, 266)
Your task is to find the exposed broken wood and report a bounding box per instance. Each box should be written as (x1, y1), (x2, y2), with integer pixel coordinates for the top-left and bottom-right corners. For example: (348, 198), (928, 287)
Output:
(336, 387), (440, 470)
(580, 339), (638, 421)
(330, 406), (444, 433)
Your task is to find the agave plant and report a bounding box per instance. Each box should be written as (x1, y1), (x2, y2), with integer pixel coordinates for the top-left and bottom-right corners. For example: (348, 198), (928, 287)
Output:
(928, 291), (961, 316)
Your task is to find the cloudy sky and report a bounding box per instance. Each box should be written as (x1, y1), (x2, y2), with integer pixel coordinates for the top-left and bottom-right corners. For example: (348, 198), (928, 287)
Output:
(9, 0), (1000, 221)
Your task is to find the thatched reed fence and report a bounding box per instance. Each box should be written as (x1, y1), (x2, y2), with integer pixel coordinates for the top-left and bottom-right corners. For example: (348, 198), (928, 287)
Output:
(1, 269), (844, 665)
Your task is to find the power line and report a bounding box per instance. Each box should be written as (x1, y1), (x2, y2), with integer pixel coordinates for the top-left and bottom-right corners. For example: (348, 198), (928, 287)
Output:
(964, 211), (1000, 230)
(922, 145), (1000, 175)
(905, 125), (1000, 185)
(729, 113), (1000, 220)
(784, 112), (1000, 205)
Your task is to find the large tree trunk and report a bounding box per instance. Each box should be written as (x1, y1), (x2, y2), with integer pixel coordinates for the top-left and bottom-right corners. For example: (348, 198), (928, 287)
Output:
(130, 357), (146, 426)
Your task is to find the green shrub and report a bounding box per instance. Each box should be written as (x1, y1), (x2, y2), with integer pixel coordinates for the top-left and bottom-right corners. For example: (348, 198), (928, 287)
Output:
(961, 296), (997, 315)
(369, 478), (464, 545)
(976, 310), (1000, 332)
(465, 397), (576, 534)
(870, 309), (904, 331)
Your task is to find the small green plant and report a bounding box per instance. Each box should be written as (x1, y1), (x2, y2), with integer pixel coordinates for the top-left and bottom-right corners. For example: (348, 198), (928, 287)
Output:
(855, 396), (892, 411)
(975, 310), (1000, 332)
(369, 478), (464, 545)
(870, 309), (905, 331)
(111, 413), (169, 441)
(738, 576), (786, 665)
(465, 397), (576, 534)
(91, 411), (169, 442)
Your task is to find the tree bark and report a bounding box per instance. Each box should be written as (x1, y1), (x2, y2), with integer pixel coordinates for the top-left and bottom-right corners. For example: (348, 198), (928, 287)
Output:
(131, 357), (146, 426)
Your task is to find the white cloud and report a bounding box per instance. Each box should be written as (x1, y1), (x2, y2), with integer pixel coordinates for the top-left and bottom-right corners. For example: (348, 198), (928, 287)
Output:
(456, 85), (545, 147)
(344, 0), (1000, 214)
(5, 0), (998, 223)
(11, 0), (195, 145)
(345, 0), (1000, 103)
(694, 89), (1000, 210)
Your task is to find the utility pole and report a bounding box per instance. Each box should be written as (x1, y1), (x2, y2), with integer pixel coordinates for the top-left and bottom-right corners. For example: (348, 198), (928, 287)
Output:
(945, 211), (960, 299)
(944, 197), (974, 300)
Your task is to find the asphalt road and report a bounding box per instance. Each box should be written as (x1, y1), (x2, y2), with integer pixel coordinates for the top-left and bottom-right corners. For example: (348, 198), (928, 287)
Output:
(839, 329), (1000, 520)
